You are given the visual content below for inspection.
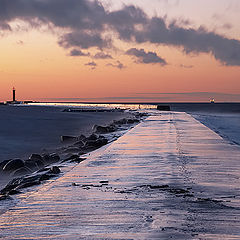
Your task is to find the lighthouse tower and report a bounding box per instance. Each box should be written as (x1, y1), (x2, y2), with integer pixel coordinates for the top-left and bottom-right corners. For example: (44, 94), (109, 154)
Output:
(13, 87), (16, 102)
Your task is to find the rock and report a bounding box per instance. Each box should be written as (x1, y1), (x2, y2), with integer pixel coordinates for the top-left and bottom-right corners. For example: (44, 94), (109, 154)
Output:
(157, 105), (171, 111)
(42, 154), (50, 163)
(84, 136), (108, 149)
(70, 157), (86, 163)
(3, 159), (25, 172)
(113, 118), (139, 125)
(25, 158), (44, 170)
(39, 173), (52, 181)
(62, 154), (79, 163)
(29, 154), (43, 162)
(78, 134), (87, 141)
(63, 147), (81, 154)
(93, 124), (117, 134)
(61, 135), (78, 143)
(34, 159), (45, 169)
(17, 180), (41, 190)
(87, 133), (98, 141)
(0, 160), (10, 172)
(49, 166), (61, 174)
(12, 167), (32, 177)
(37, 167), (50, 173)
(24, 160), (38, 171)
(42, 153), (60, 164)
(12, 174), (47, 190)
(0, 169), (62, 196)
(0, 195), (13, 201)
(72, 182), (79, 186)
(49, 153), (60, 162)
(113, 118), (127, 125)
(8, 189), (22, 195)
(73, 140), (85, 147)
(126, 118), (139, 124)
(99, 180), (109, 184)
(0, 177), (22, 194)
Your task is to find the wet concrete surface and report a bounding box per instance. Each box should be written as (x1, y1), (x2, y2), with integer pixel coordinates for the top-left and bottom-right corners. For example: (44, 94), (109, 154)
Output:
(0, 112), (240, 239)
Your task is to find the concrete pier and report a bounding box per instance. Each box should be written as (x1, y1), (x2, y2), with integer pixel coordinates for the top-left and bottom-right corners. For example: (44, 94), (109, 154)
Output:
(0, 112), (240, 239)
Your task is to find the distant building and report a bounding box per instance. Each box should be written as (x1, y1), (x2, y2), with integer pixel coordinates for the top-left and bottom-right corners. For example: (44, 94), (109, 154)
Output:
(13, 87), (16, 102)
(2, 87), (36, 105)
(5, 87), (21, 104)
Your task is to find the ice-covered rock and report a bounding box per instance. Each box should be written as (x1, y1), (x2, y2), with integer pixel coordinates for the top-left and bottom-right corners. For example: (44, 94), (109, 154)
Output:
(3, 159), (25, 173)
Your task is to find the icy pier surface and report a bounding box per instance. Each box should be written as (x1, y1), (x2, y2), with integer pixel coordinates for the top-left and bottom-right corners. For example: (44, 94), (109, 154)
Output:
(1, 112), (240, 239)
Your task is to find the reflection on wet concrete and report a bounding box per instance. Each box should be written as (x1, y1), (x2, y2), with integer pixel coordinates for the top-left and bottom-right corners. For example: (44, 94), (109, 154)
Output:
(0, 112), (240, 239)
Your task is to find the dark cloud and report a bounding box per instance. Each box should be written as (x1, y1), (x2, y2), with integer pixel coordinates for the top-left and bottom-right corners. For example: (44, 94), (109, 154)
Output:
(132, 20), (240, 66)
(58, 31), (111, 49)
(0, 0), (240, 66)
(107, 5), (148, 41)
(106, 61), (125, 69)
(126, 48), (167, 65)
(85, 61), (97, 69)
(179, 64), (193, 68)
(0, 22), (11, 31)
(69, 49), (89, 56)
(94, 52), (113, 59)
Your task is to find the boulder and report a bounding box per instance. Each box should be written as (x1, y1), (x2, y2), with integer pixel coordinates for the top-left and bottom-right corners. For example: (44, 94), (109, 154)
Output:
(70, 157), (86, 163)
(39, 174), (52, 181)
(49, 166), (61, 174)
(42, 153), (60, 164)
(73, 140), (85, 147)
(0, 168), (62, 196)
(87, 133), (98, 141)
(34, 159), (45, 169)
(0, 160), (10, 172)
(62, 154), (79, 163)
(29, 154), (42, 162)
(0, 195), (13, 201)
(63, 147), (81, 154)
(8, 189), (22, 195)
(60, 135), (78, 143)
(12, 167), (32, 177)
(50, 153), (60, 162)
(157, 105), (171, 111)
(126, 118), (140, 124)
(78, 134), (87, 141)
(113, 118), (127, 125)
(26, 159), (44, 170)
(84, 136), (108, 149)
(3, 159), (25, 172)
(24, 161), (39, 172)
(93, 124), (117, 134)
(37, 167), (50, 173)
(114, 118), (139, 125)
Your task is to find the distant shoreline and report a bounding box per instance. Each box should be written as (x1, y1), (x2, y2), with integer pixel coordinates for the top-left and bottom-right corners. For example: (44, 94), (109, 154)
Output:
(27, 102), (240, 114)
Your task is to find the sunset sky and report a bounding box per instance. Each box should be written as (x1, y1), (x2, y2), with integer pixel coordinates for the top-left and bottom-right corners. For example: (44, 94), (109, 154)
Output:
(0, 0), (240, 102)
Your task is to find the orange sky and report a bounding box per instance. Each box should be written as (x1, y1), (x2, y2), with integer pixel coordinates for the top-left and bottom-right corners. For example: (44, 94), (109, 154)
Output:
(0, 0), (240, 102)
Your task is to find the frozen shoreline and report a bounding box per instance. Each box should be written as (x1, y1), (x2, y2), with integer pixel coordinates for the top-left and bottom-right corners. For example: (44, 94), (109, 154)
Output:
(164, 103), (240, 146)
(191, 112), (240, 146)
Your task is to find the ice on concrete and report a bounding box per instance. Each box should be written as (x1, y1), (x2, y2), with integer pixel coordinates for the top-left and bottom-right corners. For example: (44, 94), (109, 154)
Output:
(0, 112), (240, 239)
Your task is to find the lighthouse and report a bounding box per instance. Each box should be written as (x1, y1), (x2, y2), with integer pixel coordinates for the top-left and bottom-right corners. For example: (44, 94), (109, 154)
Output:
(13, 87), (16, 102)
